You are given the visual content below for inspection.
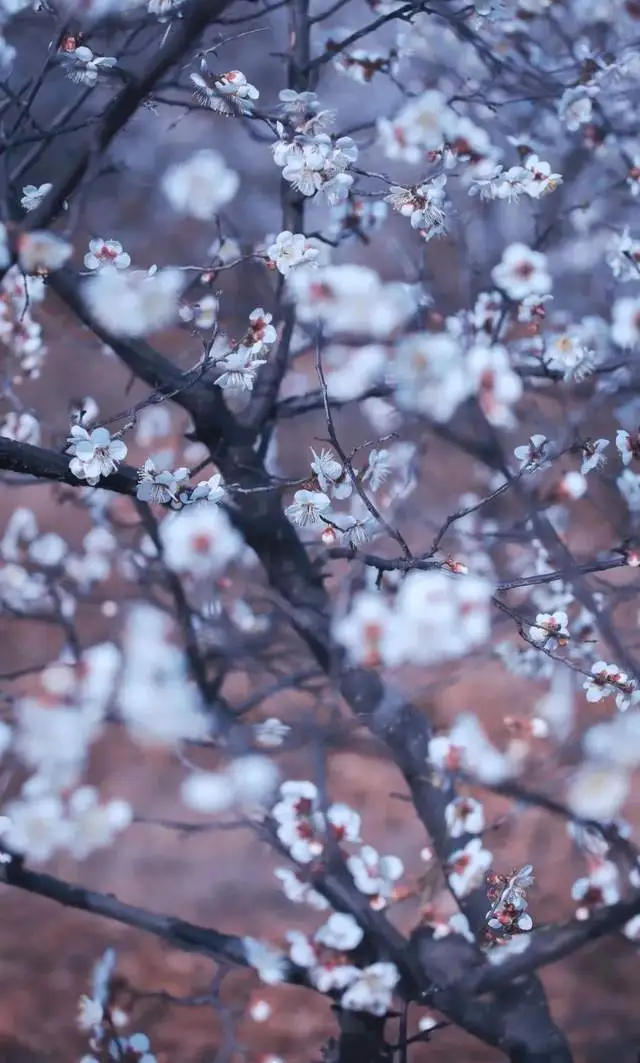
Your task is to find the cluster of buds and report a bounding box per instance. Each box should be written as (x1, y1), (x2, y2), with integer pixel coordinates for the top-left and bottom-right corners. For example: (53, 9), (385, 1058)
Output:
(486, 864), (534, 936)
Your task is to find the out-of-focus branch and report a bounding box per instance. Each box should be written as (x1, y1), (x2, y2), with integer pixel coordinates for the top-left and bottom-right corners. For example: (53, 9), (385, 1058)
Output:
(1, 859), (253, 970)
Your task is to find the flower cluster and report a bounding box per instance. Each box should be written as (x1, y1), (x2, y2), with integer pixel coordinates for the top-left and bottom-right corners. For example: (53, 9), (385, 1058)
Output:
(333, 571), (493, 670)
(486, 864), (535, 935)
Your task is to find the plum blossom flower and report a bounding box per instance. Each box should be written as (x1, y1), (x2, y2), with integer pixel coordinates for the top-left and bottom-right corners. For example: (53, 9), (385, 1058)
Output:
(63, 46), (117, 86)
(447, 837), (492, 897)
(612, 296), (640, 348)
(159, 504), (242, 577)
(84, 238), (130, 272)
(20, 183), (52, 213)
(514, 434), (549, 471)
(310, 447), (351, 499)
(341, 962), (399, 1016)
(607, 228), (640, 282)
(315, 913), (363, 951)
(182, 771), (234, 814)
(254, 718), (291, 748)
(393, 331), (472, 422)
(2, 793), (71, 862)
(567, 763), (630, 821)
(83, 267), (187, 337)
(529, 610), (569, 646)
(616, 429), (640, 466)
(429, 713), (515, 785)
(618, 468), (640, 513)
(17, 231), (72, 274)
(583, 661), (640, 709)
(243, 938), (288, 985)
(185, 472), (225, 505)
(571, 860), (620, 913)
(191, 68), (259, 115)
(347, 844), (403, 908)
(444, 796), (485, 838)
(558, 85), (597, 131)
(580, 437), (608, 474)
(521, 154), (562, 198)
(66, 426), (127, 486)
(266, 231), (319, 275)
(468, 343), (523, 427)
(386, 174), (449, 239)
(289, 263), (416, 339)
(162, 150), (239, 220)
(285, 489), (331, 528)
(215, 349), (266, 392)
(65, 786), (132, 859)
(136, 459), (189, 504)
(332, 591), (394, 668)
(492, 243), (551, 300)
(274, 867), (329, 910)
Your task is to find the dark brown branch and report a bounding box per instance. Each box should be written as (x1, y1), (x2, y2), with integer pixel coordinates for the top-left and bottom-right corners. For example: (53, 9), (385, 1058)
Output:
(0, 437), (138, 495)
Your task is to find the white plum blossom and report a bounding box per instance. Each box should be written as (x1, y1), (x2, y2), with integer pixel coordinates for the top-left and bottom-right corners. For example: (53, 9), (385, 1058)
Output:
(332, 591), (394, 668)
(386, 174), (449, 239)
(514, 434), (549, 471)
(266, 231), (319, 275)
(20, 183), (52, 213)
(83, 267), (187, 337)
(611, 296), (640, 348)
(66, 426), (127, 486)
(84, 238), (131, 272)
(616, 429), (640, 466)
(285, 489), (331, 528)
(136, 459), (189, 504)
(310, 447), (351, 499)
(377, 89), (454, 162)
(583, 661), (639, 710)
(444, 796), (485, 838)
(341, 962), (399, 1016)
(243, 938), (288, 985)
(467, 343), (523, 427)
(215, 349), (266, 392)
(347, 845), (403, 908)
(2, 793), (71, 862)
(1, 411), (41, 445)
(567, 764), (630, 821)
(529, 610), (569, 645)
(429, 713), (515, 784)
(159, 504), (242, 577)
(315, 913), (363, 951)
(571, 860), (620, 912)
(558, 85), (597, 131)
(191, 68), (259, 115)
(274, 867), (329, 911)
(63, 45), (117, 86)
(181, 771), (234, 814)
(17, 231), (72, 274)
(618, 468), (640, 513)
(289, 264), (417, 339)
(65, 786), (132, 859)
(492, 243), (551, 300)
(162, 150), (239, 220)
(447, 837), (493, 897)
(607, 228), (640, 282)
(393, 332), (472, 422)
(581, 438), (609, 474)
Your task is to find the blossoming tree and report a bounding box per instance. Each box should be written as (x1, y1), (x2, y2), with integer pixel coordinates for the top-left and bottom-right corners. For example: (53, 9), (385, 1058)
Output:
(1, 0), (640, 1059)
